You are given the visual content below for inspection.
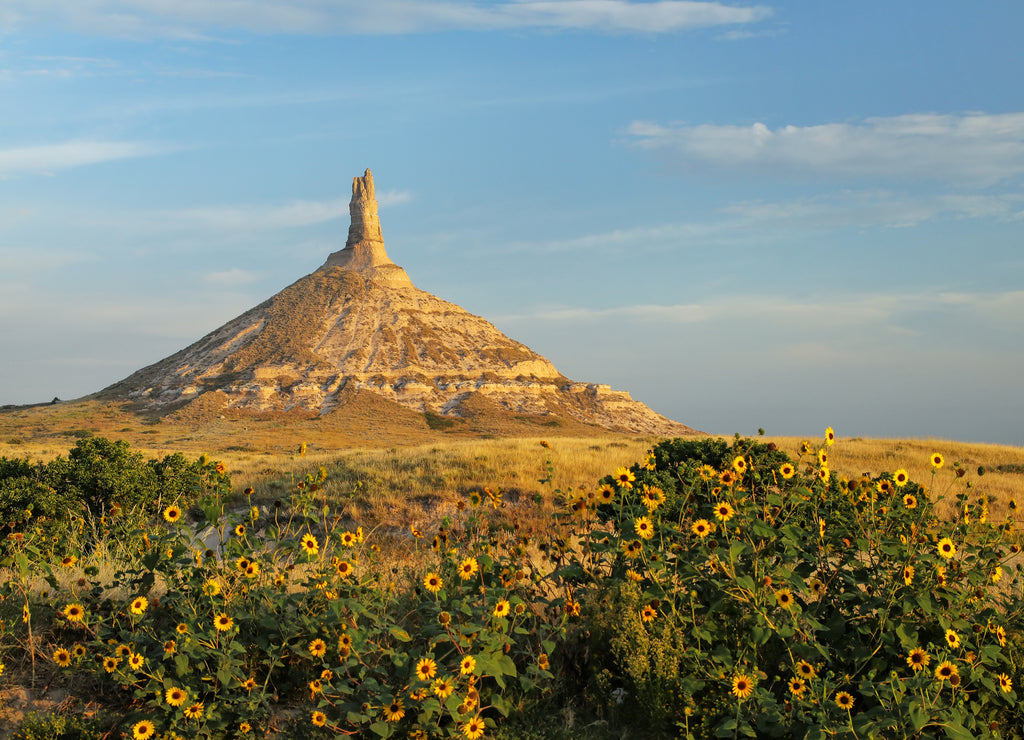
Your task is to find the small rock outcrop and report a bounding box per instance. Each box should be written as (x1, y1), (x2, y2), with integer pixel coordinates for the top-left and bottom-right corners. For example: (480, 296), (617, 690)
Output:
(99, 170), (693, 436)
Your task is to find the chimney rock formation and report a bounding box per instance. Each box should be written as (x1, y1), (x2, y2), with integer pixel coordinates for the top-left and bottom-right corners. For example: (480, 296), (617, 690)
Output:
(321, 169), (412, 288)
(99, 170), (693, 436)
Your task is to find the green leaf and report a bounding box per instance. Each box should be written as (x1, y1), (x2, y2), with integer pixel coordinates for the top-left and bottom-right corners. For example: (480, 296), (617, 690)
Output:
(389, 627), (411, 642)
(909, 699), (928, 732)
(369, 721), (393, 737)
(942, 722), (976, 740)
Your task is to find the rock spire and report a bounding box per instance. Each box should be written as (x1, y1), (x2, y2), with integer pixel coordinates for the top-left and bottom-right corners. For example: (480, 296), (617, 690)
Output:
(320, 169), (412, 287)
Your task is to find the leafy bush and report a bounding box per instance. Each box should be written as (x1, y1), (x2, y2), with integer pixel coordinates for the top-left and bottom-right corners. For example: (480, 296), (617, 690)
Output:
(0, 438), (230, 546)
(10, 709), (109, 740)
(11, 472), (558, 739)
(552, 434), (1024, 738)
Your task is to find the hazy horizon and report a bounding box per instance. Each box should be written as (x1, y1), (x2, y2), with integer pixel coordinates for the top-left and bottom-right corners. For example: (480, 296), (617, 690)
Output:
(1, 2), (1022, 446)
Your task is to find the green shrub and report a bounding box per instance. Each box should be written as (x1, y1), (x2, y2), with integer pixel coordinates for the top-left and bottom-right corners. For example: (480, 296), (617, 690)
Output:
(10, 709), (109, 740)
(0, 438), (230, 547)
(17, 471), (558, 739)
(552, 434), (1024, 738)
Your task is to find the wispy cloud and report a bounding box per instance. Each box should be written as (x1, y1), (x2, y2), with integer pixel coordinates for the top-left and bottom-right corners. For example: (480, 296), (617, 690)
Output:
(0, 140), (169, 177)
(627, 112), (1024, 185)
(497, 290), (1024, 331)
(154, 197), (350, 232)
(507, 190), (1024, 256)
(0, 1), (771, 38)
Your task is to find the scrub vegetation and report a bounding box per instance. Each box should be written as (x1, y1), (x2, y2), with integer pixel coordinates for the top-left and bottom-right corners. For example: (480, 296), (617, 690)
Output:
(2, 431), (1023, 739)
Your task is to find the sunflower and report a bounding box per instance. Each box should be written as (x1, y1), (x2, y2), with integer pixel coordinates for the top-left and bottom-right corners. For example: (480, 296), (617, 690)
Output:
(998, 673), (1013, 693)
(732, 456), (747, 474)
(459, 557), (479, 580)
(244, 561), (260, 578)
(817, 449), (828, 466)
(779, 463), (796, 479)
(492, 599), (511, 618)
(691, 519), (714, 538)
(340, 531), (357, 547)
(241, 677), (257, 691)
(63, 603), (85, 622)
(234, 524), (246, 537)
(622, 539), (642, 559)
(795, 660), (815, 678)
(634, 516), (655, 540)
(213, 613), (234, 632)
(310, 710), (327, 727)
(641, 485), (666, 511)
(595, 483), (615, 503)
(239, 722), (252, 734)
(934, 661), (958, 681)
(132, 720), (156, 740)
(835, 691), (854, 710)
(115, 644), (131, 658)
(877, 479), (894, 494)
(944, 629), (960, 649)
(437, 611), (452, 627)
(906, 647), (930, 672)
(460, 655), (477, 676)
(937, 537), (956, 559)
(60, 555), (78, 567)
(383, 699), (405, 722)
(176, 623), (188, 635)
(825, 427), (835, 446)
(612, 466), (636, 489)
(183, 702), (204, 720)
(713, 502), (735, 522)
(639, 604), (658, 623)
(931, 453), (944, 469)
(300, 534), (319, 556)
(165, 686), (187, 707)
(462, 716), (486, 739)
(808, 579), (825, 596)
(788, 677), (806, 697)
(996, 626), (1007, 647)
(775, 588), (795, 609)
(697, 464), (717, 481)
(415, 657), (438, 681)
(127, 652), (144, 670)
(719, 470), (737, 486)
(817, 467), (830, 484)
(992, 566), (1003, 583)
(308, 638), (327, 657)
(52, 648), (71, 667)
(901, 564), (917, 589)
(818, 518), (826, 538)
(102, 656), (119, 672)
(731, 673), (754, 700)
(202, 579), (221, 597)
(130, 596), (148, 615)
(893, 469), (910, 487)
(72, 643), (86, 659)
(902, 493), (918, 509)
(163, 505), (182, 523)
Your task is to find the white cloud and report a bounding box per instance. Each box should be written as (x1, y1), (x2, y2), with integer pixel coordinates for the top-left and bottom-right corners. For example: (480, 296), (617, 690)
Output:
(0, 140), (168, 177)
(157, 197), (350, 232)
(498, 290), (1024, 331)
(627, 112), (1024, 185)
(0, 1), (771, 38)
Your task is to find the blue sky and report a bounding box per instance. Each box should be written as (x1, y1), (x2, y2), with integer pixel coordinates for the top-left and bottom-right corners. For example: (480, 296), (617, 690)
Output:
(1, 1), (1022, 445)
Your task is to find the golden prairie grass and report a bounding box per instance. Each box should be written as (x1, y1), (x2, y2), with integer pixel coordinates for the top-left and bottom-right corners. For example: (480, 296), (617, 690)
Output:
(767, 435), (1024, 521)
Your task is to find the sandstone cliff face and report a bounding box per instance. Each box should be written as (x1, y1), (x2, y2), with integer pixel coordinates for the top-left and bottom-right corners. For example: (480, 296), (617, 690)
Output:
(100, 170), (693, 436)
